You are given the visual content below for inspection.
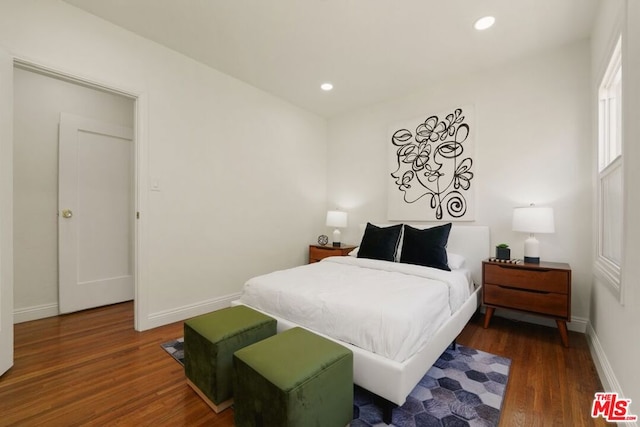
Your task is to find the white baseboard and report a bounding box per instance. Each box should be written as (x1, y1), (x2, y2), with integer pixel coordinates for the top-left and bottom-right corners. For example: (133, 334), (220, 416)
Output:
(142, 292), (242, 330)
(13, 294), (243, 330)
(485, 307), (588, 333)
(585, 322), (638, 427)
(586, 322), (619, 392)
(13, 303), (59, 323)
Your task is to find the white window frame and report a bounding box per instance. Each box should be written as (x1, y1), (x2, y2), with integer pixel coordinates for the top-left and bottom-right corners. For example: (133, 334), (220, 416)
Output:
(595, 36), (624, 303)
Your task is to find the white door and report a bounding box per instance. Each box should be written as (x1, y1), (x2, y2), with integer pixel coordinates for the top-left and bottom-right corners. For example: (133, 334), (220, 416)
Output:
(58, 113), (134, 314)
(0, 50), (14, 376)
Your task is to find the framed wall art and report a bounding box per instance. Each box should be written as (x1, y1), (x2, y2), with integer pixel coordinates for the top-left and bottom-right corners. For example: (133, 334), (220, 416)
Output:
(388, 106), (475, 221)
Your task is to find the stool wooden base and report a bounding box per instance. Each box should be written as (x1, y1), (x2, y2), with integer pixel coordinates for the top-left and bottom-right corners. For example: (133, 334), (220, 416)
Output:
(187, 378), (233, 413)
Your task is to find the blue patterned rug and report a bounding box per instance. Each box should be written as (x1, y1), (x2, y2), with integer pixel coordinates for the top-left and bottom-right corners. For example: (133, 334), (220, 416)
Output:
(161, 337), (184, 364)
(161, 339), (510, 426)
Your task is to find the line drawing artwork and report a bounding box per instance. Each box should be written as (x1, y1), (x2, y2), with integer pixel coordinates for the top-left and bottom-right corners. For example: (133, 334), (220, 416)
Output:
(388, 107), (475, 221)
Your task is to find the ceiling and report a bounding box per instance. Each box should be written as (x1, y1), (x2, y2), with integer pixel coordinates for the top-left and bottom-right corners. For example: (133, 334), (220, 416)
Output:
(63, 0), (599, 118)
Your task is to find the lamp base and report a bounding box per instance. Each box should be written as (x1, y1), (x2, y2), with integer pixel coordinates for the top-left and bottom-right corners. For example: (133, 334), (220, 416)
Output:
(523, 235), (540, 264)
(332, 229), (341, 248)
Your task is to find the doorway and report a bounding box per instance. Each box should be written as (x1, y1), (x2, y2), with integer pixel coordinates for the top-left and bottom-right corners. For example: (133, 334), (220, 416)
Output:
(13, 64), (137, 322)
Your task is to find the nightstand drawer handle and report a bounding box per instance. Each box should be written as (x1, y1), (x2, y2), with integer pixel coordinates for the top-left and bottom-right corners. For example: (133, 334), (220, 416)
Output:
(498, 285), (550, 295)
(496, 265), (552, 273)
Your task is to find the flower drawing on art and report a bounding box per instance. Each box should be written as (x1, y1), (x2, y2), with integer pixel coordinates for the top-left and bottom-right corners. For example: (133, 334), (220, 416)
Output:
(390, 108), (473, 219)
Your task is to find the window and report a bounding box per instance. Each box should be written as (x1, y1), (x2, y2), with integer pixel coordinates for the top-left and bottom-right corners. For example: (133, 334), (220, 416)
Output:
(598, 38), (622, 171)
(596, 36), (623, 300)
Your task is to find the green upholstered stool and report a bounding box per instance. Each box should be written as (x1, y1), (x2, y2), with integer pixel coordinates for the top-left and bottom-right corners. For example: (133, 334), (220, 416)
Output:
(233, 327), (353, 427)
(184, 305), (276, 413)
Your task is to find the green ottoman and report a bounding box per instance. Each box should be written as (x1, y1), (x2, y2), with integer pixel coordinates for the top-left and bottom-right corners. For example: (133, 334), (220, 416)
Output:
(184, 305), (276, 413)
(233, 327), (353, 427)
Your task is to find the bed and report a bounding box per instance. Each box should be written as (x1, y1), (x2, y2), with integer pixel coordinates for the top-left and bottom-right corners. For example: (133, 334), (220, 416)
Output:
(232, 224), (490, 407)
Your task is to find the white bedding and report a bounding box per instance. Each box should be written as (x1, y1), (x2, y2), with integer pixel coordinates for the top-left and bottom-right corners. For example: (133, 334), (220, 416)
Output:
(239, 256), (472, 362)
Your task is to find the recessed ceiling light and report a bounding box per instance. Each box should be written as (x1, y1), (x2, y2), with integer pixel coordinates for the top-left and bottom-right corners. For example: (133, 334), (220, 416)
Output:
(474, 16), (495, 31)
(320, 82), (333, 91)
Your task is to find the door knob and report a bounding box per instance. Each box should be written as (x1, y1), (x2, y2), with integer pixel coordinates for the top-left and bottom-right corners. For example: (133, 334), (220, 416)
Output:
(61, 209), (73, 218)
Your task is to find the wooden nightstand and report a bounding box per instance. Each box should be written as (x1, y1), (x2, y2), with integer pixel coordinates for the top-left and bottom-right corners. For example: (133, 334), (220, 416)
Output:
(482, 260), (572, 347)
(308, 244), (357, 264)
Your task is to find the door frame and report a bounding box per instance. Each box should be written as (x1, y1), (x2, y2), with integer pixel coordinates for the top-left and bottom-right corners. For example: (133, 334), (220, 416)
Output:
(11, 58), (149, 331)
(0, 47), (14, 376)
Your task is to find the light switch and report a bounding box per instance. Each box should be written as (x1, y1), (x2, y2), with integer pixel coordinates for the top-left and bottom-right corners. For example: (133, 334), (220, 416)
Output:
(151, 178), (161, 191)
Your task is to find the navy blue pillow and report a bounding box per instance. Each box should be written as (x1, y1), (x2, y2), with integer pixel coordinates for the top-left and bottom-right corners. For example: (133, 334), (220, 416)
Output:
(400, 223), (452, 271)
(357, 223), (403, 262)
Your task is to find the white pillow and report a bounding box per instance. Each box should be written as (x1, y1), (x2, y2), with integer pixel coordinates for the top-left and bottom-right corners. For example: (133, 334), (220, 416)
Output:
(447, 252), (466, 269)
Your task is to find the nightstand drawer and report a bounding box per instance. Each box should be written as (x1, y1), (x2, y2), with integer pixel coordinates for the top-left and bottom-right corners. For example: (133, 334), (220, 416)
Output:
(308, 245), (356, 263)
(484, 263), (569, 294)
(309, 246), (338, 262)
(484, 284), (569, 318)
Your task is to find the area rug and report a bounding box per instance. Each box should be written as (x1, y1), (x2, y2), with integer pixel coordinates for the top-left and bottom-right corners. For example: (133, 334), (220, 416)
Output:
(161, 337), (184, 365)
(161, 339), (510, 427)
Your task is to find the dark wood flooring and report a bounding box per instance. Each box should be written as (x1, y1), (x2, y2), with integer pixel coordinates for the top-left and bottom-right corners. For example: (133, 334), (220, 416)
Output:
(0, 302), (611, 426)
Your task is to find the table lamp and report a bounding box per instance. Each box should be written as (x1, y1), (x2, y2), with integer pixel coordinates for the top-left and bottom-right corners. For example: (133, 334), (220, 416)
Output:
(326, 210), (348, 247)
(512, 204), (555, 264)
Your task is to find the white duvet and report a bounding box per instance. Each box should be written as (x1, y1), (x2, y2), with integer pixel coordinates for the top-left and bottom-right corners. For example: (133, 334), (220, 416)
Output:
(239, 256), (472, 362)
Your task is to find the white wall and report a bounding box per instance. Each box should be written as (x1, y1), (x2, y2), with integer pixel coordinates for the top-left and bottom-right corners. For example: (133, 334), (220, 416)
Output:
(0, 0), (327, 329)
(327, 40), (593, 330)
(13, 67), (134, 322)
(589, 0), (640, 416)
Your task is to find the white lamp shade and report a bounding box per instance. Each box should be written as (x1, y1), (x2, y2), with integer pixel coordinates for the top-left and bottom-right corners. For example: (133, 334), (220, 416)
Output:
(326, 210), (348, 228)
(512, 206), (555, 234)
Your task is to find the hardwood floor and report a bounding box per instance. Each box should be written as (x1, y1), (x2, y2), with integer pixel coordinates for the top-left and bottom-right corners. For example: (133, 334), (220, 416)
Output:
(459, 314), (611, 427)
(0, 302), (610, 426)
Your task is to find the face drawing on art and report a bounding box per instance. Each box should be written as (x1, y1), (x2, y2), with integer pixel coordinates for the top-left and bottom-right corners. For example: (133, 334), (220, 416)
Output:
(390, 109), (473, 219)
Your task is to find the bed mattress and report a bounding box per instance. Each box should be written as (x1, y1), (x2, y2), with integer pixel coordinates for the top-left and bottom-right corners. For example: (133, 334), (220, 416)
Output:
(238, 256), (472, 362)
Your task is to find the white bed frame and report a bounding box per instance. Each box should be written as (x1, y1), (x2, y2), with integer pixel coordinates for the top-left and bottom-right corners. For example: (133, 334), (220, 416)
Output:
(233, 225), (490, 406)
